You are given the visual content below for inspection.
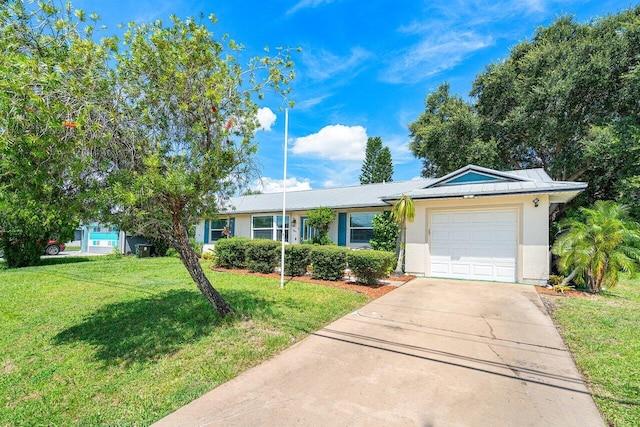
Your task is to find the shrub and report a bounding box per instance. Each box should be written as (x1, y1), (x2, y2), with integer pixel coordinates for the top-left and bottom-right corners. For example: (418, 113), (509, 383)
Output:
(547, 275), (564, 286)
(201, 248), (216, 262)
(214, 237), (250, 268)
(1, 238), (45, 268)
(553, 283), (575, 294)
(370, 212), (400, 252)
(552, 200), (640, 293)
(166, 247), (180, 258)
(347, 250), (396, 285)
(309, 245), (349, 281)
(306, 206), (335, 245)
(284, 245), (312, 276)
(245, 239), (280, 273)
(148, 236), (170, 256)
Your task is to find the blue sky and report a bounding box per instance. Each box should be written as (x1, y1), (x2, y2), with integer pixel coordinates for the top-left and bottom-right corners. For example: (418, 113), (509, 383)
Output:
(73, 0), (630, 192)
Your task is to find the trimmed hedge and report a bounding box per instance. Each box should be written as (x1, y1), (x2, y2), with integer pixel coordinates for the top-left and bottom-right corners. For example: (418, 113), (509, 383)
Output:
(245, 239), (280, 273)
(284, 244), (312, 276)
(309, 245), (349, 281)
(348, 250), (396, 285)
(215, 240), (395, 286)
(213, 237), (250, 268)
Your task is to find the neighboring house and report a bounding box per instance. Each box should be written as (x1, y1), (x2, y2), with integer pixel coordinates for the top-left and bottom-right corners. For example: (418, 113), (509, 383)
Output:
(195, 165), (586, 285)
(81, 223), (123, 254)
(80, 223), (151, 255)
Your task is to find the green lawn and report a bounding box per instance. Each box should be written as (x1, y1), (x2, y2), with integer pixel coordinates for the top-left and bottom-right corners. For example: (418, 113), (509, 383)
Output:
(548, 276), (640, 426)
(0, 256), (368, 426)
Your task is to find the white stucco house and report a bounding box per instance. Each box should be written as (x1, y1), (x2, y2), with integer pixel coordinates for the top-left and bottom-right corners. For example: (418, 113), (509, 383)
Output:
(195, 165), (587, 285)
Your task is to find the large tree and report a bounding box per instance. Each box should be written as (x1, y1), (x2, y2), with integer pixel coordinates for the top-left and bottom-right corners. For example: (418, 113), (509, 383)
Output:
(359, 136), (394, 184)
(0, 1), (115, 266)
(1, 1), (296, 316)
(101, 16), (295, 315)
(409, 8), (640, 218)
(408, 83), (503, 177)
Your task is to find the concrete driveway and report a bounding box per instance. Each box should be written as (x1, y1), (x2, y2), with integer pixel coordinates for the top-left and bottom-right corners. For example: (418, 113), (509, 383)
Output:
(154, 278), (603, 427)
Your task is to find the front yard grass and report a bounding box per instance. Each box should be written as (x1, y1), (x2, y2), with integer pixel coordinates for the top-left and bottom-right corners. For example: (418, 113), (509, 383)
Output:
(546, 276), (640, 426)
(0, 256), (368, 426)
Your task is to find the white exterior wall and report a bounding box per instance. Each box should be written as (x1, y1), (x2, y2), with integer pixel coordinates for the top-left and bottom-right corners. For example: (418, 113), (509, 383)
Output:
(406, 194), (550, 284)
(327, 212), (340, 245)
(195, 221), (205, 243)
(196, 194), (550, 284)
(521, 194), (550, 284)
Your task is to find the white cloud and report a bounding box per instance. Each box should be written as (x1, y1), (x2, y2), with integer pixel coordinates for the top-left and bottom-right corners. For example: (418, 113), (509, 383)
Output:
(295, 95), (331, 111)
(322, 179), (341, 188)
(251, 177), (312, 193)
(291, 124), (368, 161)
(383, 0), (566, 84)
(384, 135), (415, 164)
(381, 30), (492, 84)
(406, 1), (551, 25)
(257, 107), (277, 131)
(302, 47), (372, 81)
(286, 0), (337, 16)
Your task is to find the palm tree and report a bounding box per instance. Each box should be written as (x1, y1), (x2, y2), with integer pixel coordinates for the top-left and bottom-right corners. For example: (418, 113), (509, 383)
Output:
(552, 201), (640, 293)
(390, 194), (415, 275)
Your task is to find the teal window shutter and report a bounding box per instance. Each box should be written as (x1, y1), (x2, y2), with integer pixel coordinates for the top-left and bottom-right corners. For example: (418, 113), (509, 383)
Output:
(204, 220), (210, 244)
(338, 213), (347, 246)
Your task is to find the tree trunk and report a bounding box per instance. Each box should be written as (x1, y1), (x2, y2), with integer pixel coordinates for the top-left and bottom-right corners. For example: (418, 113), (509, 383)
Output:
(560, 268), (579, 287)
(173, 218), (234, 316)
(395, 226), (406, 275)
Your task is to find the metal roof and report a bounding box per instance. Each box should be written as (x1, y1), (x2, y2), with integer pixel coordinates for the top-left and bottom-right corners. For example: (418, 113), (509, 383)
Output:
(223, 165), (586, 214)
(225, 179), (431, 214)
(387, 180), (587, 202)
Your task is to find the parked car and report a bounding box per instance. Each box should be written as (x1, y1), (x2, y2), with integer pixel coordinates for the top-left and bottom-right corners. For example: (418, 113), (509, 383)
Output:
(0, 239), (65, 258)
(44, 240), (66, 255)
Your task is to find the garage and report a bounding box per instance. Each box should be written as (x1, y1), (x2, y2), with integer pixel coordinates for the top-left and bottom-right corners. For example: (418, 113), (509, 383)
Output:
(430, 209), (517, 282)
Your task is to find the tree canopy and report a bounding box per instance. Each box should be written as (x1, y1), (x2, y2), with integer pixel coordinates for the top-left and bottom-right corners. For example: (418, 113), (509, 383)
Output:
(409, 83), (502, 177)
(359, 136), (393, 184)
(0, 1), (116, 266)
(409, 7), (640, 218)
(1, 1), (296, 315)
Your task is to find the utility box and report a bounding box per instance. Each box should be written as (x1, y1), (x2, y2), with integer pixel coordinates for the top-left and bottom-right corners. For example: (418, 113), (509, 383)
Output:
(137, 244), (152, 258)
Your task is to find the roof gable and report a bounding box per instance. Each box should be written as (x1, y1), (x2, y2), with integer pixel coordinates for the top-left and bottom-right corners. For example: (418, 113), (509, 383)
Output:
(425, 165), (529, 189)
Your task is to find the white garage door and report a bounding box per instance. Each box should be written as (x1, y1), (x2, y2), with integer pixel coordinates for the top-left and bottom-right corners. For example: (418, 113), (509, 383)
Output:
(430, 209), (517, 282)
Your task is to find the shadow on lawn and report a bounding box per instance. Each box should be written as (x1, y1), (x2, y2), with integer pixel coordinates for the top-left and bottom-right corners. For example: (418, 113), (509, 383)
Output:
(0, 256), (94, 270)
(39, 256), (95, 266)
(53, 288), (275, 366)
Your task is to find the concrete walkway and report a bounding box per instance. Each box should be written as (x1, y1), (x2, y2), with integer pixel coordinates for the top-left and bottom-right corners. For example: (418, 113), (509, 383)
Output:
(154, 278), (603, 427)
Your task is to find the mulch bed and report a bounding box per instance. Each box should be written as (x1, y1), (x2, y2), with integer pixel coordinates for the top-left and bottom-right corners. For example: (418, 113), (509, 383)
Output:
(535, 285), (596, 299)
(210, 266), (415, 299)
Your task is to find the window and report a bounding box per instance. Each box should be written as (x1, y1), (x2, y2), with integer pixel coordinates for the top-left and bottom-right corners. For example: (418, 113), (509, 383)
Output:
(92, 240), (99, 246)
(110, 241), (117, 247)
(300, 216), (318, 242)
(349, 212), (376, 244)
(252, 215), (289, 242)
(92, 227), (99, 232)
(210, 219), (232, 242)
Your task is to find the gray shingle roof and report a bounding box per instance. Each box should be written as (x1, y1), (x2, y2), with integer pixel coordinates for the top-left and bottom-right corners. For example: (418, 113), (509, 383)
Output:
(223, 165), (586, 214)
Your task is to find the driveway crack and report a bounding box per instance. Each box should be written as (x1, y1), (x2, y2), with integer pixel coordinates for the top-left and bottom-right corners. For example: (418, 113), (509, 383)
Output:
(481, 315), (497, 340)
